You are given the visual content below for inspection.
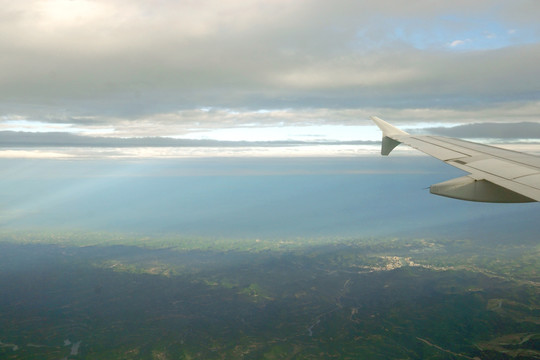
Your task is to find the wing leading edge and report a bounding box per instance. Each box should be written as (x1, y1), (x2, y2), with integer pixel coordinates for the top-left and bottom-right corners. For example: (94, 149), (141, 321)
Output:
(371, 116), (540, 203)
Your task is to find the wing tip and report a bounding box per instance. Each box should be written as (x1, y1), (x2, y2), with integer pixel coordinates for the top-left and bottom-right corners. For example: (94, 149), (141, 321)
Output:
(370, 116), (409, 137)
(370, 116), (409, 155)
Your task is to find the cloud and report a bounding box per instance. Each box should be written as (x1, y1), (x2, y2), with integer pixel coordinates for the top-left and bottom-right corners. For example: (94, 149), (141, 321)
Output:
(0, 130), (378, 147)
(449, 39), (470, 47)
(0, 0), (539, 146)
(418, 122), (540, 140)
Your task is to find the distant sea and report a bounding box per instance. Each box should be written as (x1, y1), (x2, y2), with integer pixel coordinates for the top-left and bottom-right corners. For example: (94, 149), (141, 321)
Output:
(1, 157), (538, 240)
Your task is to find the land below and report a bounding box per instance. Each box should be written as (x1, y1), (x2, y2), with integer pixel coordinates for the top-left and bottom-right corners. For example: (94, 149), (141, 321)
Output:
(0, 232), (538, 359)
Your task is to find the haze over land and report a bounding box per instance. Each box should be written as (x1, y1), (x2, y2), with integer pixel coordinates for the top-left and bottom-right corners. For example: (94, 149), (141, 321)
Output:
(2, 156), (539, 240)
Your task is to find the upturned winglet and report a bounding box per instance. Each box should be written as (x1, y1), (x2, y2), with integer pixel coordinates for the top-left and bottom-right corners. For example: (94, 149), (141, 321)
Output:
(370, 116), (409, 155)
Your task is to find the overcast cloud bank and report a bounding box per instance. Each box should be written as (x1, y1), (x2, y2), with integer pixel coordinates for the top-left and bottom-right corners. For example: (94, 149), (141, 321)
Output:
(1, 1), (540, 155)
(0, 131), (377, 147)
(418, 122), (540, 140)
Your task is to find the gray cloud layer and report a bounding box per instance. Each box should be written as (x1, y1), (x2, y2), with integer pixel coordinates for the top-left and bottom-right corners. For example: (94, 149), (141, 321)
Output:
(0, 131), (376, 147)
(1, 1), (540, 139)
(419, 122), (540, 140)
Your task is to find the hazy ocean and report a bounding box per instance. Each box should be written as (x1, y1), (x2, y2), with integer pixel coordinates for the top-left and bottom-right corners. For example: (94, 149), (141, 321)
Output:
(1, 156), (538, 240)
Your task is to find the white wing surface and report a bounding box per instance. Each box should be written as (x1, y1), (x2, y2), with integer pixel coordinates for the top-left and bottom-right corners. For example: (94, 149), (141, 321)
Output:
(371, 116), (540, 203)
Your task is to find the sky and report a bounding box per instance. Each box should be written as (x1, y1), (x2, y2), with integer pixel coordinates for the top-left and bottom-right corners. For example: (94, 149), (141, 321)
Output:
(1, 0), (540, 157)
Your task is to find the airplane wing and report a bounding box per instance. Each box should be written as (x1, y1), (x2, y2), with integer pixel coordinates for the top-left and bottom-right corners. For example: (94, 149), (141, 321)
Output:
(371, 116), (540, 203)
